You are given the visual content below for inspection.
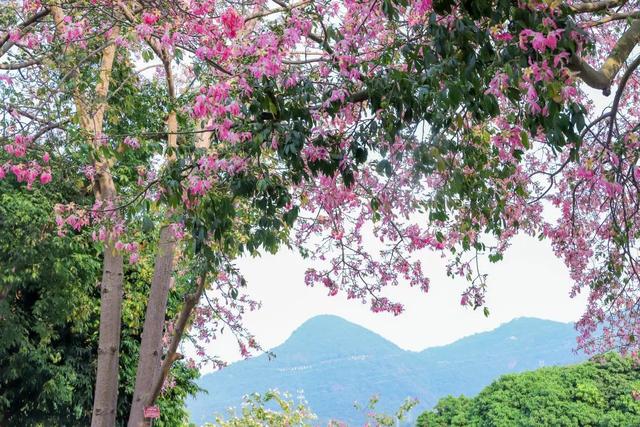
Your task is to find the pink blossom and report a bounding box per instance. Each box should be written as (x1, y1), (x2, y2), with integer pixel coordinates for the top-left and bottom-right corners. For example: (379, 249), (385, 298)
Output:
(170, 222), (186, 240)
(9, 29), (21, 42)
(39, 170), (52, 184)
(485, 73), (509, 98)
(220, 8), (243, 38)
(525, 84), (542, 114)
(414, 0), (432, 14)
(545, 29), (563, 50)
(82, 165), (96, 180)
(460, 294), (469, 306)
(193, 95), (207, 118)
(302, 145), (330, 163)
(531, 31), (547, 52)
(142, 12), (159, 25)
(227, 102), (241, 116)
(553, 52), (570, 67)
(576, 166), (594, 180)
(493, 33), (513, 42)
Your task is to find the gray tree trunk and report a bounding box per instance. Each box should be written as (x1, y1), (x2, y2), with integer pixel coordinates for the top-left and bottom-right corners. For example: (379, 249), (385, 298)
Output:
(127, 226), (176, 427)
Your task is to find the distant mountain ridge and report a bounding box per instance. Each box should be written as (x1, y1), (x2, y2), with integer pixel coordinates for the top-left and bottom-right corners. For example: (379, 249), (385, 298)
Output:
(188, 315), (586, 425)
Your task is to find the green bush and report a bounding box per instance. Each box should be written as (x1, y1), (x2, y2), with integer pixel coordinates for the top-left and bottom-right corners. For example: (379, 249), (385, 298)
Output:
(417, 353), (640, 427)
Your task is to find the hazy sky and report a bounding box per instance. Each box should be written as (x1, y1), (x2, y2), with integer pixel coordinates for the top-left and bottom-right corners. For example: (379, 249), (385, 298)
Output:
(199, 233), (588, 372)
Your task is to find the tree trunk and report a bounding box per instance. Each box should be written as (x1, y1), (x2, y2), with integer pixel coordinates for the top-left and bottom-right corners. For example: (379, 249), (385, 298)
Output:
(147, 272), (208, 408)
(127, 226), (176, 427)
(128, 102), (180, 426)
(52, 7), (123, 424)
(127, 114), (212, 425)
(91, 244), (124, 427)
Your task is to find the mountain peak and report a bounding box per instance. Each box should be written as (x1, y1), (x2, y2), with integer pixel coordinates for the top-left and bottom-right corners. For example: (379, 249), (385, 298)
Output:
(274, 314), (402, 358)
(295, 314), (358, 329)
(495, 317), (574, 337)
(502, 316), (571, 326)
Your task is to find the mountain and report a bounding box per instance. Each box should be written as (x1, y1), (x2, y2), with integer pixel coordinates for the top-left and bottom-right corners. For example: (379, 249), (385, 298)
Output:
(187, 316), (586, 425)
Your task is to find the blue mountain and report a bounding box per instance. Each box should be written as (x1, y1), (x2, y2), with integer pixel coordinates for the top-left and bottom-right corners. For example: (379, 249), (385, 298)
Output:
(188, 315), (586, 425)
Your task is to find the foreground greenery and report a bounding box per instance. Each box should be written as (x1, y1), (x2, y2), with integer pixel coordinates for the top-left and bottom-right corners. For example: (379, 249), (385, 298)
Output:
(0, 180), (199, 426)
(206, 391), (416, 427)
(418, 353), (640, 427)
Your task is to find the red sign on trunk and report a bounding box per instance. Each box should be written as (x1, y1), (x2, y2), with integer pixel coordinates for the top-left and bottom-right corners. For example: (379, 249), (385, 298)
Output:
(144, 406), (160, 419)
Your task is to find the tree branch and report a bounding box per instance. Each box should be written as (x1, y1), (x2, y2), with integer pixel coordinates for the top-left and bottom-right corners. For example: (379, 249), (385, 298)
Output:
(0, 57), (43, 69)
(606, 54), (640, 145)
(569, 0), (628, 14)
(582, 10), (640, 27)
(146, 271), (208, 408)
(569, 19), (640, 95)
(0, 7), (51, 57)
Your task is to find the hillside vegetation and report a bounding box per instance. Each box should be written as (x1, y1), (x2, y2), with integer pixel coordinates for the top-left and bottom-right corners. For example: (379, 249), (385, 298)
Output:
(417, 353), (640, 426)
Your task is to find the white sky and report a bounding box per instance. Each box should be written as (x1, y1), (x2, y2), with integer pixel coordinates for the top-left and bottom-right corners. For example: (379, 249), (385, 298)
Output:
(199, 232), (588, 372)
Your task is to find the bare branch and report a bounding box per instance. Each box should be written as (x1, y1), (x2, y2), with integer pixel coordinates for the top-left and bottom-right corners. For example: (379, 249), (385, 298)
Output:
(569, 19), (640, 94)
(569, 0), (628, 14)
(0, 57), (43, 69)
(582, 10), (640, 27)
(606, 54), (640, 145)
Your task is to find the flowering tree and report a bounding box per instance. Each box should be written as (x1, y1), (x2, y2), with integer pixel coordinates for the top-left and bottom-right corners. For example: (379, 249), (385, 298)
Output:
(3, 0), (640, 425)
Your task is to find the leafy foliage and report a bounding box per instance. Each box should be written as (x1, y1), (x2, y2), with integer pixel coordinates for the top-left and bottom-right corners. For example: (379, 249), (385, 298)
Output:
(206, 390), (317, 427)
(0, 181), (100, 425)
(0, 179), (199, 425)
(417, 353), (640, 427)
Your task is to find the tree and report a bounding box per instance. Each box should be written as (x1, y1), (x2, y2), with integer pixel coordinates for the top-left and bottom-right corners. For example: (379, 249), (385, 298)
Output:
(0, 177), (200, 425)
(3, 0), (640, 424)
(0, 180), (100, 424)
(417, 353), (640, 426)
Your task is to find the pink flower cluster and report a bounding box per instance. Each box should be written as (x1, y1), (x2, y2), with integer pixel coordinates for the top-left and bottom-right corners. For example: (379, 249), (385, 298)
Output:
(220, 8), (244, 38)
(519, 29), (563, 53)
(1, 135), (52, 188)
(115, 240), (140, 264)
(60, 15), (87, 45)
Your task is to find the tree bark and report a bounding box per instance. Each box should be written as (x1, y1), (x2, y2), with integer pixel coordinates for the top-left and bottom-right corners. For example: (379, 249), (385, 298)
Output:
(569, 0), (627, 14)
(87, 47), (125, 427)
(147, 272), (208, 407)
(51, 6), (124, 425)
(128, 54), (180, 423)
(127, 113), (212, 425)
(568, 19), (640, 95)
(127, 226), (176, 427)
(91, 243), (124, 426)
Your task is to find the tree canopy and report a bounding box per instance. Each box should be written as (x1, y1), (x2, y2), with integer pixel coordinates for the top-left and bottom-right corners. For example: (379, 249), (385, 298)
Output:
(3, 0), (640, 424)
